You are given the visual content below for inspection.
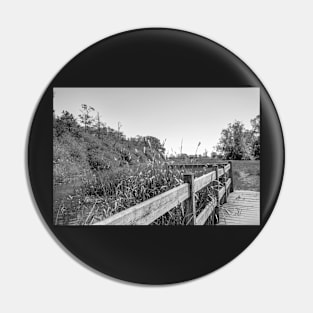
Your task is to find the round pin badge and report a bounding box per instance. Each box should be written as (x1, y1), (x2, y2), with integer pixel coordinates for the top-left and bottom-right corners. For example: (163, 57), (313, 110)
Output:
(28, 28), (284, 284)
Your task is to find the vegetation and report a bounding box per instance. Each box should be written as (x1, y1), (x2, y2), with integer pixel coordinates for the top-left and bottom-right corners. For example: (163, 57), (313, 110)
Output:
(53, 105), (215, 225)
(53, 106), (165, 185)
(215, 115), (260, 160)
(232, 160), (260, 192)
(54, 161), (216, 225)
(53, 105), (259, 225)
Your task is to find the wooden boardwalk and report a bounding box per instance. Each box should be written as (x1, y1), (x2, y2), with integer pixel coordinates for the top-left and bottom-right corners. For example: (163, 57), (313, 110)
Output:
(218, 190), (260, 225)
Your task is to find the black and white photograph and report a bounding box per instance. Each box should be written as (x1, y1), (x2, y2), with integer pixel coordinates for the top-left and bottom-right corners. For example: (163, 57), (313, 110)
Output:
(53, 87), (260, 225)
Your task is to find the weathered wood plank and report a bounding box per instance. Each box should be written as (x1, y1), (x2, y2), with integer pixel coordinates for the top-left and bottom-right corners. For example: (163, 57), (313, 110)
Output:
(229, 196), (259, 201)
(169, 163), (214, 168)
(224, 164), (230, 173)
(194, 171), (216, 192)
(228, 161), (234, 192)
(94, 183), (189, 225)
(230, 199), (259, 204)
(218, 190), (260, 225)
(219, 220), (259, 226)
(218, 168), (224, 178)
(218, 186), (226, 199)
(230, 198), (259, 203)
(183, 173), (196, 225)
(223, 167), (228, 203)
(223, 213), (259, 218)
(221, 212), (259, 219)
(225, 178), (231, 190)
(220, 213), (258, 218)
(196, 198), (217, 225)
(232, 193), (259, 198)
(225, 201), (260, 208)
(233, 190), (259, 195)
(225, 204), (259, 208)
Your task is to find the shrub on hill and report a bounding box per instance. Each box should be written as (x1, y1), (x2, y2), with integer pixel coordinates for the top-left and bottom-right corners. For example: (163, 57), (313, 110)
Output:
(53, 109), (165, 184)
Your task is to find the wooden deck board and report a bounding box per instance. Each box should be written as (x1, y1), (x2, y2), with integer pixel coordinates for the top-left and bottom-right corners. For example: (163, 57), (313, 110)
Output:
(218, 190), (260, 225)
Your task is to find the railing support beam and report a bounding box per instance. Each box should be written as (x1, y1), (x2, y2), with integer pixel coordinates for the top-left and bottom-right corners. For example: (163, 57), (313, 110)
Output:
(183, 173), (196, 225)
(213, 165), (220, 224)
(228, 161), (234, 192)
(223, 166), (228, 203)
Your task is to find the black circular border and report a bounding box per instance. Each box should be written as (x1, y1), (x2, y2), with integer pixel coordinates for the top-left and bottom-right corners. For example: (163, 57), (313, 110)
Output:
(28, 28), (285, 284)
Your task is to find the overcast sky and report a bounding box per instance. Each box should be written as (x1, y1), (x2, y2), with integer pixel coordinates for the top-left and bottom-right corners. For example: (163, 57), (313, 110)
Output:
(54, 88), (259, 155)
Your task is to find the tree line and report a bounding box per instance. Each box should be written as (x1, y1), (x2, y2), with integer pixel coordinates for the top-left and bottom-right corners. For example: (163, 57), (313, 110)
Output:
(54, 104), (259, 165)
(53, 104), (166, 174)
(214, 115), (260, 160)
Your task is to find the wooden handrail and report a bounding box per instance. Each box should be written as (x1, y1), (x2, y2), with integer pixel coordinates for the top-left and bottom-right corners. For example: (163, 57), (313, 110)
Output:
(196, 198), (217, 225)
(194, 171), (216, 192)
(224, 163), (231, 173)
(94, 162), (233, 225)
(94, 183), (189, 225)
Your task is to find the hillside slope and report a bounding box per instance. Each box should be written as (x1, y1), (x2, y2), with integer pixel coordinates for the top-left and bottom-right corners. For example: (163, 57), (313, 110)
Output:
(53, 113), (165, 185)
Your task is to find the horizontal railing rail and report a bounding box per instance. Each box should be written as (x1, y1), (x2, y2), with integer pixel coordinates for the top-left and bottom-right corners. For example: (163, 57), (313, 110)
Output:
(94, 162), (233, 226)
(168, 162), (229, 168)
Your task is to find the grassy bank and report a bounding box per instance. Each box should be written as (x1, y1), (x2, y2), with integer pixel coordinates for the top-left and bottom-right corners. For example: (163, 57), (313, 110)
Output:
(232, 160), (260, 191)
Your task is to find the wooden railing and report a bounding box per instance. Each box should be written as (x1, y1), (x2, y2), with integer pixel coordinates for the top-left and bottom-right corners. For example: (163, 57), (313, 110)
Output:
(94, 162), (233, 226)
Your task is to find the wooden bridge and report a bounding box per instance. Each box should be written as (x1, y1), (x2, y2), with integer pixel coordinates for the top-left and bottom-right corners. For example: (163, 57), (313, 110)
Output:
(218, 190), (260, 225)
(94, 162), (260, 226)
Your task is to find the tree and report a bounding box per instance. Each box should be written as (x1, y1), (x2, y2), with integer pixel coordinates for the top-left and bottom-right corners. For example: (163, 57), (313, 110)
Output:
(143, 136), (166, 154)
(53, 110), (57, 136)
(54, 110), (79, 137)
(215, 115), (260, 160)
(216, 121), (251, 160)
(95, 112), (106, 139)
(210, 151), (217, 159)
(251, 115), (260, 135)
(112, 121), (124, 148)
(117, 121), (122, 138)
(78, 104), (95, 132)
(250, 115), (260, 159)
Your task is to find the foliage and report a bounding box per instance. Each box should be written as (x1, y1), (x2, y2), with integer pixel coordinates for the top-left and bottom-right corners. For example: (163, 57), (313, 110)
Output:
(250, 115), (260, 159)
(54, 162), (214, 225)
(53, 105), (259, 225)
(53, 133), (88, 184)
(54, 110), (80, 138)
(78, 104), (95, 132)
(232, 160), (260, 191)
(53, 108), (166, 185)
(215, 115), (260, 160)
(210, 151), (217, 159)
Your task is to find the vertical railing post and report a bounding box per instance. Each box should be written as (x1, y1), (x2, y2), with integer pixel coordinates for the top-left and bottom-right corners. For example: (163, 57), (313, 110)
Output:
(223, 165), (227, 203)
(213, 165), (220, 223)
(228, 161), (234, 192)
(183, 173), (196, 225)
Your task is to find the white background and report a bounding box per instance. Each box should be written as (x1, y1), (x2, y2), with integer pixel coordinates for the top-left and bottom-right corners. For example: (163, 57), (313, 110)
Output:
(1, 1), (312, 312)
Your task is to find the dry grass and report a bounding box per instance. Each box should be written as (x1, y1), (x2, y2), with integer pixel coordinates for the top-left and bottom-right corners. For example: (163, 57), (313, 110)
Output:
(53, 160), (258, 225)
(53, 162), (216, 225)
(232, 160), (260, 191)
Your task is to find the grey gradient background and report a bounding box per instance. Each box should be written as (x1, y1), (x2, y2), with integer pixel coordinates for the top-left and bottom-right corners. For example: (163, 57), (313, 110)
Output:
(1, 1), (312, 313)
